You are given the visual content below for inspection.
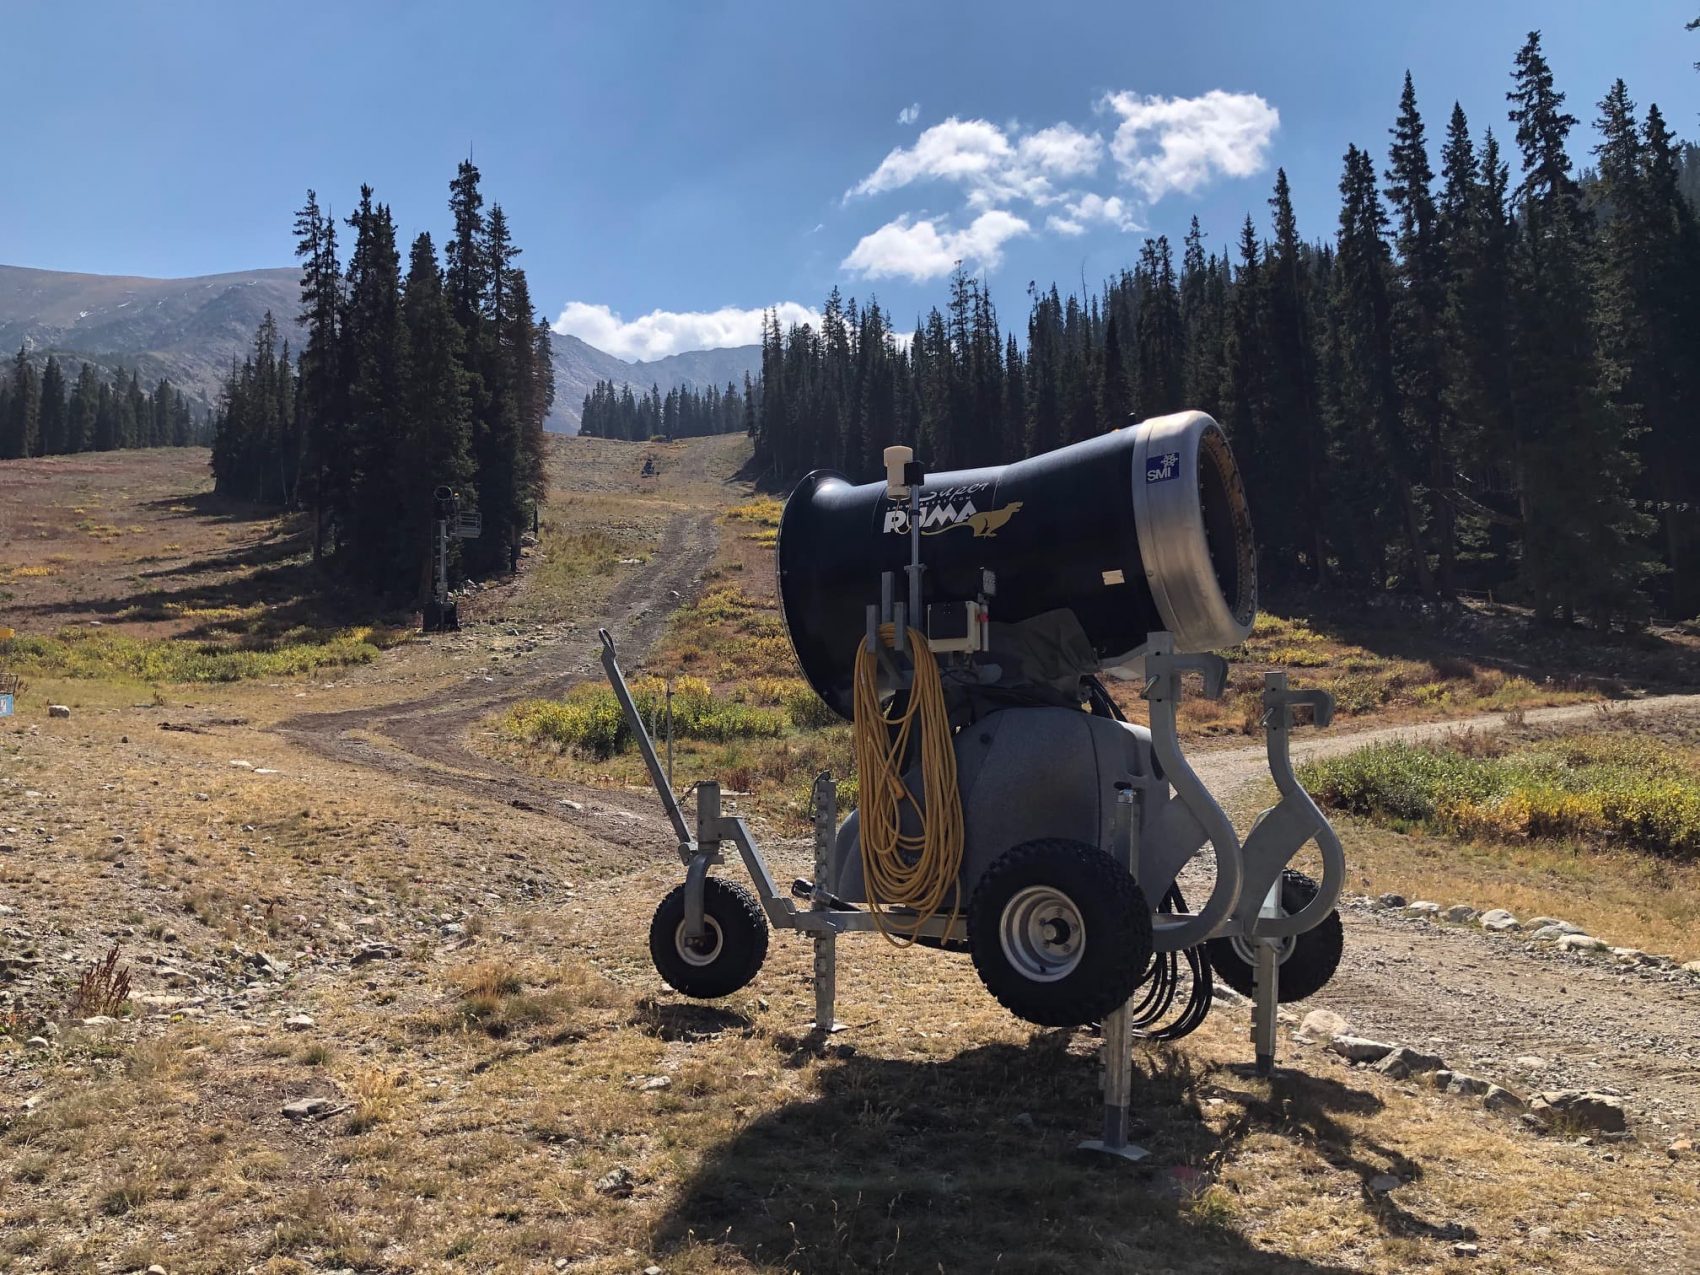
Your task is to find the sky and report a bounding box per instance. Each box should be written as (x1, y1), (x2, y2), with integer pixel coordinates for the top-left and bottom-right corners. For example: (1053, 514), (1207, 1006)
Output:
(4, 1), (1697, 362)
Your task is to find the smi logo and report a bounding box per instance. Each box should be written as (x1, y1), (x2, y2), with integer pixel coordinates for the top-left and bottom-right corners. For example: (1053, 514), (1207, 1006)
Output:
(884, 499), (1024, 538)
(1146, 451), (1182, 483)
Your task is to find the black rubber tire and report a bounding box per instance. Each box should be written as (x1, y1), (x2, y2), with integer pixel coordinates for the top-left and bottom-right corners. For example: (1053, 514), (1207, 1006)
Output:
(1206, 868), (1344, 1003)
(967, 839), (1153, 1028)
(649, 877), (770, 999)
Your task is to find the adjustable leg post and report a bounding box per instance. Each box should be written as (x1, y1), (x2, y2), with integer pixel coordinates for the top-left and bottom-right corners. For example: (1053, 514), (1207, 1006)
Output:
(810, 772), (844, 1034)
(1252, 937), (1280, 1077)
(1081, 784), (1148, 1161)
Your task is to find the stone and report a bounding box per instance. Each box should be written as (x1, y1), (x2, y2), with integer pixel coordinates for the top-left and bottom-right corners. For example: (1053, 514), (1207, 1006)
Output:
(147, 1266), (167, 1275)
(47, 705), (70, 719)
(1368, 1173), (1401, 1194)
(1514, 1055), (1549, 1071)
(1442, 905), (1479, 923)
(1375, 1045), (1448, 1079)
(1556, 934), (1608, 954)
(351, 942), (402, 966)
(1375, 893), (1407, 909)
(1529, 1090), (1628, 1134)
(1329, 1035), (1396, 1064)
(644, 1267), (662, 1275)
(1680, 960), (1700, 976)
(1446, 1074), (1491, 1097)
(1483, 1085), (1525, 1112)
(1299, 1008), (1350, 1040)
(1529, 922), (1585, 941)
(25, 1036), (50, 1050)
(283, 1014), (316, 1031)
(595, 1166), (636, 1198)
(1524, 916), (1566, 930)
(79, 1016), (116, 1027)
(637, 1075), (671, 1092)
(1483, 917), (1521, 934)
(1454, 1242), (1480, 1257)
(282, 1096), (339, 1121)
(1405, 901), (1441, 918)
(440, 923), (466, 938)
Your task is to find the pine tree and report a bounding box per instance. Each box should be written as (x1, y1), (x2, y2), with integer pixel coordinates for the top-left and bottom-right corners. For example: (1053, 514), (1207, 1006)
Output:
(1329, 144), (1435, 594)
(1263, 169), (1327, 582)
(37, 356), (67, 455)
(294, 190), (343, 555)
(1133, 237), (1182, 419)
(1506, 31), (1651, 624)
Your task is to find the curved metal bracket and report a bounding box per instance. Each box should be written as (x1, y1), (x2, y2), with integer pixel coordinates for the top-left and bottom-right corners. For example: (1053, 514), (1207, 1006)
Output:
(1234, 672), (1345, 939)
(1142, 635), (1241, 950)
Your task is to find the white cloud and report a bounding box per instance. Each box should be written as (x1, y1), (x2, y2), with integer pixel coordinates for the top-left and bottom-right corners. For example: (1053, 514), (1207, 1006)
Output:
(841, 210), (1031, 282)
(1016, 124), (1104, 180)
(897, 102), (920, 126)
(1099, 89), (1279, 201)
(846, 117), (1104, 210)
(1046, 191), (1140, 237)
(552, 301), (818, 362)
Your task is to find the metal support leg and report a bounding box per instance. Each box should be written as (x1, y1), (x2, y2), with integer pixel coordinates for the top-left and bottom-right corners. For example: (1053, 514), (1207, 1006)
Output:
(810, 772), (845, 1033)
(1081, 784), (1148, 1161)
(1252, 937), (1280, 1077)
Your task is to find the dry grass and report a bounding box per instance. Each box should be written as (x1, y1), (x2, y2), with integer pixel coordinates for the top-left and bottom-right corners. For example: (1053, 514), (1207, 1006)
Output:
(6, 435), (1700, 1271)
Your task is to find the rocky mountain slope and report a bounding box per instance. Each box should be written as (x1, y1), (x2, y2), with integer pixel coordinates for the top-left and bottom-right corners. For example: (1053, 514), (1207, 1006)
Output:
(0, 263), (759, 433)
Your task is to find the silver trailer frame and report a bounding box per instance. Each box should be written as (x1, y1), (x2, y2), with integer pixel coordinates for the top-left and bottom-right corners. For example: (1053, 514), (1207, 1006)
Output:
(598, 621), (1345, 1154)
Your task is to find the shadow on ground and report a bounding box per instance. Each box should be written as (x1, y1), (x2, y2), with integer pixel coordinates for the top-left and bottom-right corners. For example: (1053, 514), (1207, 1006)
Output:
(656, 1032), (1450, 1273)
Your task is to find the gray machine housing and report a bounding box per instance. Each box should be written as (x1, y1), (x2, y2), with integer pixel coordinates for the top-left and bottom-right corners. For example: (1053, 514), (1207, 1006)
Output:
(831, 708), (1166, 910)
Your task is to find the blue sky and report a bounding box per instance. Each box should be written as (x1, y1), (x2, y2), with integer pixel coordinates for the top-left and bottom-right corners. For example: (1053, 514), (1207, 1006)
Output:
(5, 1), (1696, 360)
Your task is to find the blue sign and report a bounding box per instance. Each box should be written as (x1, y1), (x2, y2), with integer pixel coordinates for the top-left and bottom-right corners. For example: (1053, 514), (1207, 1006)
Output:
(1146, 451), (1182, 483)
(0, 694), (12, 717)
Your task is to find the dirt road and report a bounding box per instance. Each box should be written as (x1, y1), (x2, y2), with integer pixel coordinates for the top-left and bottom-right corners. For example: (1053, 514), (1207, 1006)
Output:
(1192, 699), (1700, 1133)
(275, 505), (719, 851)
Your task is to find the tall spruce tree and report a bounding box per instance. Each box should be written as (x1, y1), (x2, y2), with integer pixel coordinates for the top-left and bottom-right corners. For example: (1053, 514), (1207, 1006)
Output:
(1506, 31), (1650, 624)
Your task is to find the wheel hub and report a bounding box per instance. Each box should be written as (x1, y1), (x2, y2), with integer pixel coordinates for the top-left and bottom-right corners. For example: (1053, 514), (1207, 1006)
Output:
(1000, 885), (1086, 982)
(674, 916), (725, 967)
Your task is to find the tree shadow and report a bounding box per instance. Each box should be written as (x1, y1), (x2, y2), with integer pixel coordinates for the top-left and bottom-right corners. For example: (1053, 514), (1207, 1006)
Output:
(1263, 586), (1700, 695)
(137, 489), (283, 525)
(655, 1033), (1430, 1273)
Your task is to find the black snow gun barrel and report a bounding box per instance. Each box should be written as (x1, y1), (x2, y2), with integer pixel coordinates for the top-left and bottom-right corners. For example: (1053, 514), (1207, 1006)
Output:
(777, 411), (1258, 718)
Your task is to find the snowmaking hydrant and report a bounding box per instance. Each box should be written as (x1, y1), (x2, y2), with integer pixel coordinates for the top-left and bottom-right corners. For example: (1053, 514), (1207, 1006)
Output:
(597, 411), (1346, 1153)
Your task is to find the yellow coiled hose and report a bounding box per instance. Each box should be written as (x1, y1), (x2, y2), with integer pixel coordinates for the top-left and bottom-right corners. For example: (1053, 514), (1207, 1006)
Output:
(852, 624), (964, 945)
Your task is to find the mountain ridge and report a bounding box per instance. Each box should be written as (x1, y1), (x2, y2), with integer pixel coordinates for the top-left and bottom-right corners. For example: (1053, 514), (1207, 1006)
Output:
(0, 263), (759, 433)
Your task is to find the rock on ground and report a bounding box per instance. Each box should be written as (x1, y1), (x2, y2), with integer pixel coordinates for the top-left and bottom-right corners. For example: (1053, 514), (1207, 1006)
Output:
(1329, 1035), (1396, 1063)
(1299, 1008), (1349, 1039)
(1529, 1090), (1628, 1133)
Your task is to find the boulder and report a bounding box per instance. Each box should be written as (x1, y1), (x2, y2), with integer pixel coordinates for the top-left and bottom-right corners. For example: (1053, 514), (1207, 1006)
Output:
(1442, 905), (1479, 923)
(1529, 922), (1585, 941)
(1680, 960), (1700, 976)
(1405, 902), (1442, 918)
(1374, 1045), (1448, 1079)
(595, 1166), (636, 1198)
(1446, 1074), (1491, 1097)
(282, 1096), (339, 1121)
(1478, 909), (1520, 933)
(1329, 1035), (1396, 1064)
(1375, 892), (1408, 909)
(1556, 934), (1608, 954)
(1528, 1090), (1627, 1134)
(1299, 1008), (1350, 1040)
(1483, 1084), (1525, 1112)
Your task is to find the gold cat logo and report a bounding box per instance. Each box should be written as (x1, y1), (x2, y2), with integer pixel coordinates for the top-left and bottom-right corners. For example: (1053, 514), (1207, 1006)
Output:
(884, 499), (1024, 537)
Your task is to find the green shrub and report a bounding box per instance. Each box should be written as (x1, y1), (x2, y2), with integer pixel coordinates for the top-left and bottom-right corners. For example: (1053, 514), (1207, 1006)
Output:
(0, 626), (405, 684)
(506, 677), (788, 760)
(1301, 732), (1700, 858)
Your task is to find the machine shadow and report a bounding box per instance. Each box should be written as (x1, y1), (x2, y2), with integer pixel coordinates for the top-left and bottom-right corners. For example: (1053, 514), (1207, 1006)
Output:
(654, 1033), (1382, 1273)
